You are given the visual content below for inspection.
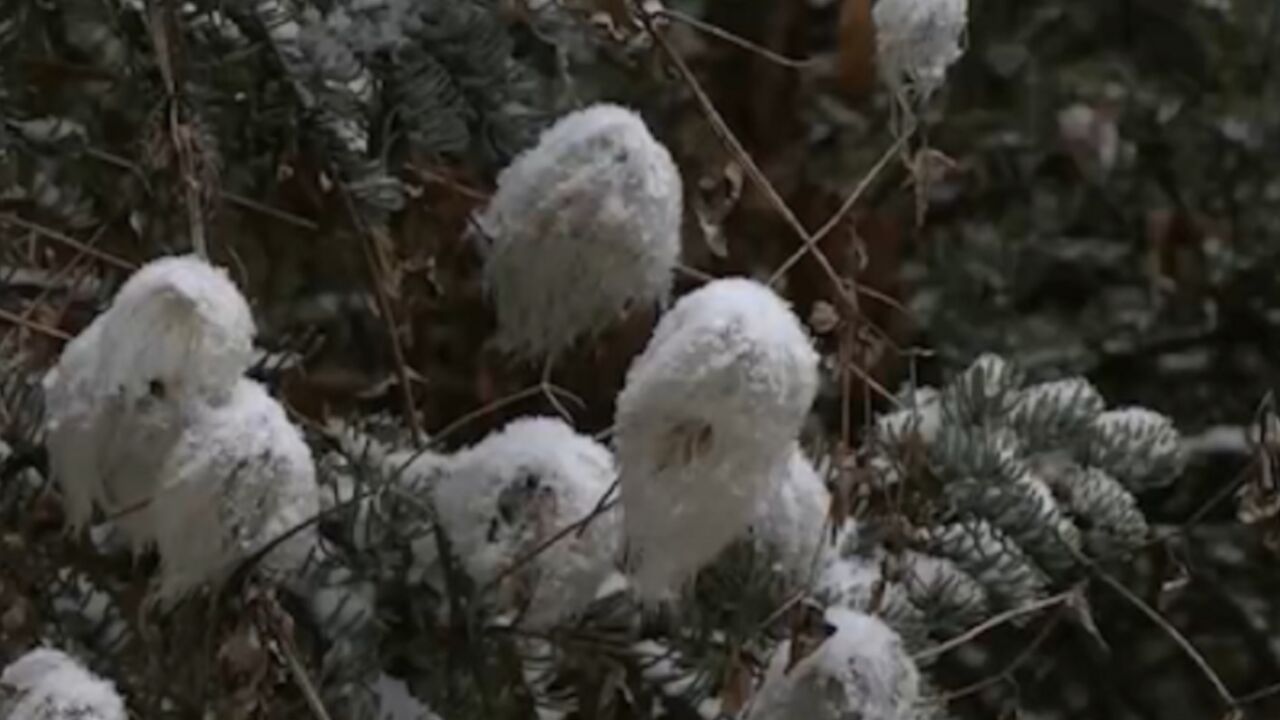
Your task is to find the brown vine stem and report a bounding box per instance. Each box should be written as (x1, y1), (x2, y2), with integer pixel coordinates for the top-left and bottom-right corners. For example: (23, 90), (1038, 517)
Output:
(0, 232), (97, 358)
(913, 591), (1072, 663)
(333, 180), (425, 447)
(935, 608), (1066, 703)
(635, 7), (856, 312)
(0, 214), (137, 271)
(265, 599), (334, 720)
(0, 307), (72, 341)
(768, 133), (911, 287)
(147, 0), (209, 259)
(481, 495), (621, 596)
(653, 8), (816, 69)
(1072, 545), (1239, 713)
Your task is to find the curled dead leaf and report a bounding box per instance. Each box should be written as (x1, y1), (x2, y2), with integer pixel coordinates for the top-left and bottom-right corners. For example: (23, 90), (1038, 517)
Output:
(694, 161), (744, 259)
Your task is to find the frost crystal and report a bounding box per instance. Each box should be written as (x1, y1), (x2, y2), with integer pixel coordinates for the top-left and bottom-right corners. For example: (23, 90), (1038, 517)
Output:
(431, 417), (620, 628)
(43, 256), (255, 543)
(0, 648), (126, 720)
(149, 379), (320, 601)
(873, 0), (968, 102)
(480, 103), (683, 360)
(748, 607), (920, 720)
(615, 279), (819, 598)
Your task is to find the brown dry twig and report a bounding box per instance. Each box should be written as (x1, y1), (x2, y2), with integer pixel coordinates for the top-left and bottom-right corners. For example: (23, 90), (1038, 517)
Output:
(1070, 545), (1240, 713)
(634, 7), (854, 310)
(935, 604), (1067, 703)
(768, 133), (912, 287)
(147, 0), (211, 259)
(481, 493), (621, 596)
(654, 7), (816, 69)
(333, 179), (425, 447)
(913, 591), (1073, 663)
(0, 307), (72, 342)
(0, 214), (136, 271)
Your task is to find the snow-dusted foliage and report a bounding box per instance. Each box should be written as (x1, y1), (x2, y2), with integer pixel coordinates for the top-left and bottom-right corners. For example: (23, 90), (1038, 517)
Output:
(0, 648), (126, 720)
(1083, 408), (1184, 489)
(939, 353), (1023, 427)
(1009, 378), (1105, 452)
(480, 103), (683, 360)
(873, 0), (969, 103)
(821, 354), (1181, 644)
(149, 379), (320, 601)
(431, 417), (620, 628)
(816, 541), (931, 652)
(317, 419), (450, 558)
(43, 255), (255, 539)
(615, 279), (819, 599)
(748, 607), (920, 720)
(918, 520), (1047, 610)
(1038, 462), (1149, 556)
(874, 387), (943, 448)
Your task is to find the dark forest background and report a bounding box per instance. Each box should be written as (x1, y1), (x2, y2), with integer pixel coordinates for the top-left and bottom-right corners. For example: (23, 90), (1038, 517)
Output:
(3, 1), (1280, 718)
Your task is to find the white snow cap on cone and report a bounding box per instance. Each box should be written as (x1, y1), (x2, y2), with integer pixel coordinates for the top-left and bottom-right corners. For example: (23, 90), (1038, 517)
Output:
(874, 0), (968, 102)
(42, 255), (255, 539)
(431, 417), (620, 628)
(480, 103), (683, 361)
(148, 378), (320, 603)
(748, 607), (920, 720)
(747, 445), (831, 580)
(0, 647), (127, 720)
(616, 278), (819, 599)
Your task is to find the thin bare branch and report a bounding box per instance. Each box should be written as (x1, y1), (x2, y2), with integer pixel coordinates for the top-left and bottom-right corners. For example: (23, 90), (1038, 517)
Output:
(1075, 547), (1239, 712)
(654, 8), (816, 69)
(0, 214), (137, 271)
(0, 307), (72, 341)
(768, 133), (911, 286)
(914, 591), (1072, 663)
(332, 180), (425, 447)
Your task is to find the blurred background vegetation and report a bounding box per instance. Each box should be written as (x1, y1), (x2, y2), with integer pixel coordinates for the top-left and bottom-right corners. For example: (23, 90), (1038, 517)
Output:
(3, 0), (1280, 718)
